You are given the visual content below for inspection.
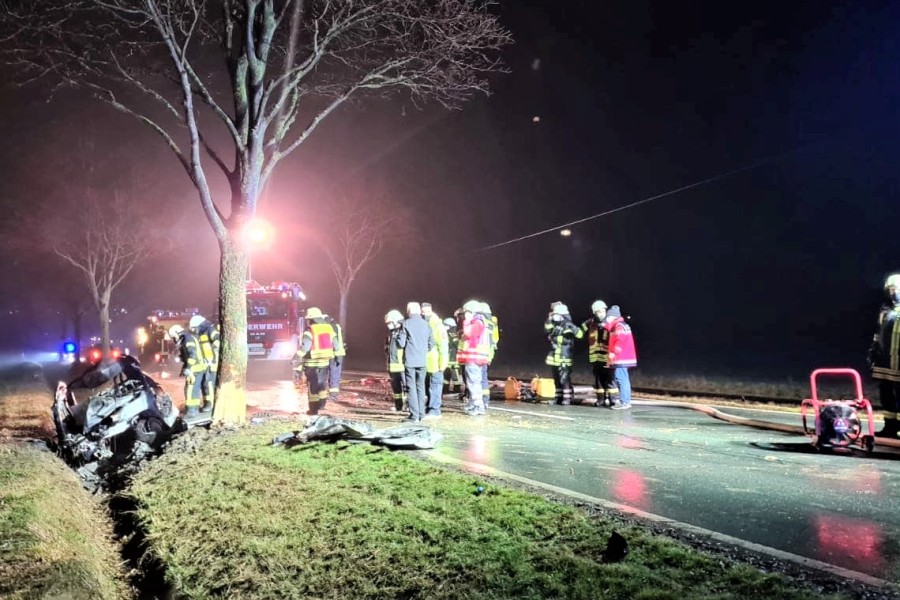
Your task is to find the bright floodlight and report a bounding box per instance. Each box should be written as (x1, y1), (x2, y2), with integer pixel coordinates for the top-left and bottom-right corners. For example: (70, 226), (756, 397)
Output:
(560, 229), (572, 237)
(243, 218), (273, 246)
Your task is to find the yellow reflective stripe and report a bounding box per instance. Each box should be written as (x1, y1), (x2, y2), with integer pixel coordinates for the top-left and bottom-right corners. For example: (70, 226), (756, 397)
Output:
(872, 367), (900, 382)
(892, 316), (900, 372)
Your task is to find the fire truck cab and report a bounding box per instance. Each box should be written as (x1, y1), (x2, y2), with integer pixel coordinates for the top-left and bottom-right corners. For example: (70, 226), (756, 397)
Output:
(246, 281), (307, 359)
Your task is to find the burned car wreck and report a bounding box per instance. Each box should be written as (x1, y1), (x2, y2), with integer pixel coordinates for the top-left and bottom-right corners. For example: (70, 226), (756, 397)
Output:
(52, 355), (182, 490)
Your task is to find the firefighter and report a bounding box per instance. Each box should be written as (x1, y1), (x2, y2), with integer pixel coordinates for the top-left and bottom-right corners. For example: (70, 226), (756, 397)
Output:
(189, 314), (219, 412)
(167, 324), (206, 417)
(580, 300), (615, 406)
(422, 302), (449, 419)
(293, 307), (336, 416)
(324, 313), (346, 401)
(605, 305), (637, 410)
(443, 317), (464, 394)
(458, 300), (491, 416)
(869, 273), (900, 437)
(545, 303), (582, 405)
(479, 302), (500, 409)
(384, 309), (407, 411)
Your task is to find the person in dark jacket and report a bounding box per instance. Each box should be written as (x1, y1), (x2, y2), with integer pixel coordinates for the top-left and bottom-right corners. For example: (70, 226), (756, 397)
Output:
(384, 309), (406, 411)
(580, 300), (613, 406)
(869, 273), (900, 437)
(545, 303), (582, 405)
(397, 302), (434, 422)
(167, 324), (206, 417)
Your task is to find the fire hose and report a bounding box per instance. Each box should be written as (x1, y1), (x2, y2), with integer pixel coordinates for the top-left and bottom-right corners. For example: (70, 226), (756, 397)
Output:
(632, 399), (900, 450)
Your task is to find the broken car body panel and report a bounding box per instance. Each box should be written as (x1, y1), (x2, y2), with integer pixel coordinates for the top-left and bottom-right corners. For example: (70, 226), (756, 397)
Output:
(52, 355), (182, 490)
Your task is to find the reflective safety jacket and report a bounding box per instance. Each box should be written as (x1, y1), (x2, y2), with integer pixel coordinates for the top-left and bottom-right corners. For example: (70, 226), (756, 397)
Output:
(545, 318), (582, 367)
(177, 331), (207, 374)
(297, 319), (336, 368)
(425, 313), (449, 373)
(484, 314), (500, 364)
(385, 328), (405, 373)
(197, 321), (220, 368)
(580, 317), (610, 366)
(330, 319), (347, 358)
(605, 317), (637, 368)
(458, 315), (490, 366)
(447, 326), (459, 366)
(871, 303), (900, 382)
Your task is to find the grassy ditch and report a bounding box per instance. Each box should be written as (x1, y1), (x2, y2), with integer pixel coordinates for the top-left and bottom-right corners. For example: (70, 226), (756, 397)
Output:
(0, 442), (128, 599)
(130, 423), (848, 600)
(0, 378), (127, 599)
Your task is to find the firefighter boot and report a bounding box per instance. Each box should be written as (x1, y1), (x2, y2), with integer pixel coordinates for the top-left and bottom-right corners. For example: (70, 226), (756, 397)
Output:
(876, 417), (900, 438)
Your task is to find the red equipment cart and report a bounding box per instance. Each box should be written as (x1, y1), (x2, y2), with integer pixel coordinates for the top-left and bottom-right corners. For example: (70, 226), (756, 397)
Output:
(801, 368), (875, 453)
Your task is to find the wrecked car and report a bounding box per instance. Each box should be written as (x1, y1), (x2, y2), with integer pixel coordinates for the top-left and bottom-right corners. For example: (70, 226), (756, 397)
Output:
(52, 355), (182, 490)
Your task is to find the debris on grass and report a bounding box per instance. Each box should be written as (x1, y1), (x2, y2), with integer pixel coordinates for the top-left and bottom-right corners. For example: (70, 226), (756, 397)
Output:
(272, 415), (444, 450)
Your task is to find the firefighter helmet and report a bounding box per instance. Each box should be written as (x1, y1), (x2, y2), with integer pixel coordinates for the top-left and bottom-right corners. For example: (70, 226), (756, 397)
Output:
(384, 309), (404, 323)
(591, 300), (607, 314)
(463, 300), (481, 313)
(306, 306), (324, 320)
(552, 303), (570, 316)
(443, 317), (456, 328)
(479, 302), (492, 315)
(189, 314), (206, 329)
(885, 274), (900, 289)
(167, 324), (184, 340)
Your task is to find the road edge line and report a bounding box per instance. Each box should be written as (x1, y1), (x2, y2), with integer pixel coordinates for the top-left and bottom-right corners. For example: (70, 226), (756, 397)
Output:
(431, 453), (892, 589)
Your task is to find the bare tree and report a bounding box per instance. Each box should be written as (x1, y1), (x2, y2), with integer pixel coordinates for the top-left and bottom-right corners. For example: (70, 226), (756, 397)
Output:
(0, 0), (511, 422)
(44, 192), (162, 362)
(316, 192), (415, 331)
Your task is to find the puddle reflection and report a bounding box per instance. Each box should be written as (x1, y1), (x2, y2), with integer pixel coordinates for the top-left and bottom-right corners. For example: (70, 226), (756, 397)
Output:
(612, 469), (651, 510)
(812, 513), (885, 570)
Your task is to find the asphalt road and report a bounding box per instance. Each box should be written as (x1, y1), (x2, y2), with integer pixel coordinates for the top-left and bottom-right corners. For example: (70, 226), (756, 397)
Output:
(423, 398), (900, 583)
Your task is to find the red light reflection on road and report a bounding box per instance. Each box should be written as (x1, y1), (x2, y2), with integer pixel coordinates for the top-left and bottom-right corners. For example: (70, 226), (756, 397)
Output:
(615, 435), (643, 449)
(813, 513), (884, 569)
(463, 434), (495, 475)
(612, 469), (650, 510)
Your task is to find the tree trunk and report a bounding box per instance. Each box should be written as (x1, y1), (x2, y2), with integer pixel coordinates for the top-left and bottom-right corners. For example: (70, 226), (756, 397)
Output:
(99, 294), (111, 362)
(213, 234), (249, 424)
(338, 285), (350, 333)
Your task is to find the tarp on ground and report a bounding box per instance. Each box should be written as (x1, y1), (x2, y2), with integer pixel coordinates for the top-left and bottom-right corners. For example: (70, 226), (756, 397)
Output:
(272, 415), (443, 450)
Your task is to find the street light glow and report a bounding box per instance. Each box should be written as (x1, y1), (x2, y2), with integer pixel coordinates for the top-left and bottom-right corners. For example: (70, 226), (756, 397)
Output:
(243, 218), (274, 247)
(560, 228), (572, 237)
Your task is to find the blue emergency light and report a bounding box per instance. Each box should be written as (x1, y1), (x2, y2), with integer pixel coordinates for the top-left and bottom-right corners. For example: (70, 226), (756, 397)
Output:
(62, 341), (77, 354)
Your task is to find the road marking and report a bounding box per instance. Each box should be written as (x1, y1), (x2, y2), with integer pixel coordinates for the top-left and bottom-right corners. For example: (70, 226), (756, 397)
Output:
(489, 407), (576, 421)
(431, 453), (893, 590)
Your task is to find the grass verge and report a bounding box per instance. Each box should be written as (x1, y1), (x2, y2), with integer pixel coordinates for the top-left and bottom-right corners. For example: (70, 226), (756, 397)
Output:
(0, 380), (128, 600)
(130, 423), (848, 599)
(0, 443), (128, 600)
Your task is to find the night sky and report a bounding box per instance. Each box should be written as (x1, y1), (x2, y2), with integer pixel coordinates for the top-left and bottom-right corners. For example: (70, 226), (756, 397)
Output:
(2, 0), (900, 380)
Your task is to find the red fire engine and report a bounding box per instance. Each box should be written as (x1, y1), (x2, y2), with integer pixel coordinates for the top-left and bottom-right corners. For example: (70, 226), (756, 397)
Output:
(246, 281), (307, 359)
(137, 308), (200, 366)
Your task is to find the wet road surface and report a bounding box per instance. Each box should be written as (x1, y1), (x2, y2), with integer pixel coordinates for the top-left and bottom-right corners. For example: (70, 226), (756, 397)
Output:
(426, 398), (900, 582)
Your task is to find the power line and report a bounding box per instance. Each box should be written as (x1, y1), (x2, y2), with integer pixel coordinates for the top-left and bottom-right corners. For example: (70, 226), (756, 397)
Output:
(475, 151), (793, 253)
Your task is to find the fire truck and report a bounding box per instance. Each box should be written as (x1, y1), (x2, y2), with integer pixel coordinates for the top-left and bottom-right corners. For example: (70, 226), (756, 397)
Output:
(137, 308), (200, 366)
(246, 281), (307, 359)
